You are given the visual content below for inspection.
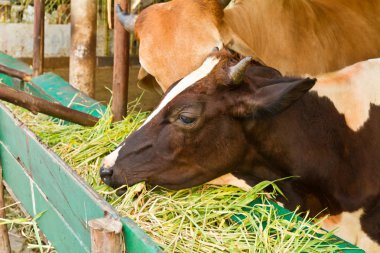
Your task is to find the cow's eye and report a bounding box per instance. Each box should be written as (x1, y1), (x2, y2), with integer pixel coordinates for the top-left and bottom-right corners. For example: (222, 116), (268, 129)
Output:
(178, 114), (196, 125)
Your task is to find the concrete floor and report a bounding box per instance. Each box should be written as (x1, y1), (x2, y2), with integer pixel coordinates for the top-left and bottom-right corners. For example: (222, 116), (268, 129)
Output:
(46, 65), (162, 112)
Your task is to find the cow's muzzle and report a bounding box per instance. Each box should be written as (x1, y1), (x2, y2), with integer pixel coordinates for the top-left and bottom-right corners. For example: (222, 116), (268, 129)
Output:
(100, 166), (113, 186)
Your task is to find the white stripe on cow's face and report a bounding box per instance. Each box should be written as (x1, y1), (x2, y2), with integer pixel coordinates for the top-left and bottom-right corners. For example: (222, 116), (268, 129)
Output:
(139, 56), (220, 129)
(312, 58), (380, 131)
(102, 144), (124, 169)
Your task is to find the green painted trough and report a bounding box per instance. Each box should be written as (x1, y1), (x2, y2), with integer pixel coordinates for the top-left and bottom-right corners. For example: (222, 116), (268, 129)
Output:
(0, 53), (364, 252)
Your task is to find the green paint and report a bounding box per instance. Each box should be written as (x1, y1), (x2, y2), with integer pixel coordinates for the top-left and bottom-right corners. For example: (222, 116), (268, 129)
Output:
(122, 217), (163, 252)
(32, 73), (106, 118)
(0, 104), (161, 253)
(24, 81), (55, 102)
(0, 52), (32, 74)
(1, 146), (90, 253)
(0, 73), (20, 89)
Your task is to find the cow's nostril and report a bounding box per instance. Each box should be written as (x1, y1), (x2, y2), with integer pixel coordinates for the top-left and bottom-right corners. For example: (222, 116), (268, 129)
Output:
(100, 167), (113, 178)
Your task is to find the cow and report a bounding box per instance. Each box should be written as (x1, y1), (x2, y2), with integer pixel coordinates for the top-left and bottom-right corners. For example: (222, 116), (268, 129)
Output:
(117, 0), (380, 93)
(100, 49), (380, 252)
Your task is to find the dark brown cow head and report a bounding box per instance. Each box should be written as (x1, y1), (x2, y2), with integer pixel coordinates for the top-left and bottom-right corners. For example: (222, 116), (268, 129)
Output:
(100, 50), (316, 193)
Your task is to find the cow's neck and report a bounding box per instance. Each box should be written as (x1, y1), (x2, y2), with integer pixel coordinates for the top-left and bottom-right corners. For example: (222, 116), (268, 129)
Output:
(242, 92), (380, 212)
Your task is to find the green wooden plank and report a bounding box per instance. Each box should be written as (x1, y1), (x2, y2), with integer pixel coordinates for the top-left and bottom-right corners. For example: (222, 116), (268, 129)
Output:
(0, 73), (19, 89)
(32, 73), (106, 118)
(0, 52), (32, 74)
(24, 81), (56, 102)
(122, 217), (163, 253)
(0, 103), (162, 253)
(0, 144), (90, 253)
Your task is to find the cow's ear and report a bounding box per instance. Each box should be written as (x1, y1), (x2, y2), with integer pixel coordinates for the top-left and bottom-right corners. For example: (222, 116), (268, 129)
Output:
(232, 77), (316, 118)
(137, 67), (164, 95)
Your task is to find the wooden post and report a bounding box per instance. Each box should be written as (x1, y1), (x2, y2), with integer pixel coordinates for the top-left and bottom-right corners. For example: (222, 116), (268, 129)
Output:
(112, 0), (130, 121)
(0, 164), (11, 253)
(69, 0), (97, 97)
(33, 0), (44, 77)
(88, 217), (124, 253)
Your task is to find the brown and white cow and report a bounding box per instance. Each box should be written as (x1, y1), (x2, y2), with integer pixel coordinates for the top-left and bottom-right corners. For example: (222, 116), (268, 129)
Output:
(100, 49), (380, 251)
(117, 0), (380, 93)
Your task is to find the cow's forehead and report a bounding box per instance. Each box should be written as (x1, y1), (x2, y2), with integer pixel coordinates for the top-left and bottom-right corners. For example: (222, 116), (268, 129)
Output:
(139, 56), (221, 128)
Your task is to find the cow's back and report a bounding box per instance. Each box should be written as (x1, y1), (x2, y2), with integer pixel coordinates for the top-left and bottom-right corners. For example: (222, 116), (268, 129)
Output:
(224, 0), (380, 76)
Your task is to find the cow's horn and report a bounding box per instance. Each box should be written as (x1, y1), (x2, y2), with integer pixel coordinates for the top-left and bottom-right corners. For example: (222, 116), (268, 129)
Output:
(116, 4), (137, 32)
(218, 0), (232, 8)
(229, 57), (252, 84)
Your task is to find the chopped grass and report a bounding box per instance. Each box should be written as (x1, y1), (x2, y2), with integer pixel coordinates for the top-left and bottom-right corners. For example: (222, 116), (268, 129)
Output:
(5, 101), (344, 252)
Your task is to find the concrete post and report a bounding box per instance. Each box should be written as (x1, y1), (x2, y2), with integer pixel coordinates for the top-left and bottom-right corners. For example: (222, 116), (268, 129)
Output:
(69, 0), (97, 97)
